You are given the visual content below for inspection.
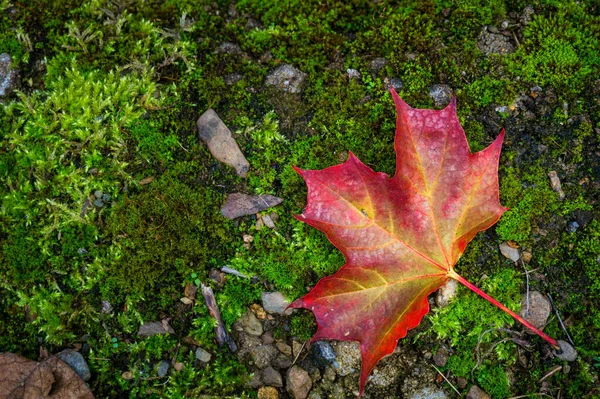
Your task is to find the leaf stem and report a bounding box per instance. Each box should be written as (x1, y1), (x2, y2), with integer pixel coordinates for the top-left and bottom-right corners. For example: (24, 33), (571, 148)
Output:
(448, 270), (559, 349)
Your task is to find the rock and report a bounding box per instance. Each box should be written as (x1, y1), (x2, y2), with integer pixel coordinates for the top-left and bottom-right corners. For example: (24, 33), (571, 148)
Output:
(224, 73), (243, 85)
(100, 299), (113, 314)
(262, 331), (275, 345)
(221, 193), (283, 219)
(292, 341), (304, 358)
(433, 347), (449, 367)
(567, 221), (580, 233)
(467, 385), (491, 399)
(265, 64), (307, 93)
(262, 366), (283, 387)
(495, 105), (510, 114)
(520, 291), (551, 332)
(521, 250), (532, 263)
(311, 341), (337, 367)
(197, 109), (250, 177)
(57, 349), (91, 382)
(429, 84), (453, 107)
(548, 171), (565, 200)
(0, 53), (19, 97)
(409, 386), (448, 399)
(238, 310), (263, 336)
(333, 341), (360, 377)
(499, 242), (520, 262)
(247, 370), (264, 388)
(251, 303), (267, 320)
(457, 377), (468, 389)
(346, 68), (361, 80)
(250, 344), (279, 369)
(157, 360), (170, 377)
(195, 347), (212, 363)
(554, 340), (577, 362)
(276, 342), (292, 357)
(261, 291), (291, 315)
(272, 353), (293, 369)
(122, 370), (134, 380)
(174, 362), (185, 372)
(477, 27), (514, 55)
(94, 190), (103, 198)
(262, 213), (276, 228)
(286, 365), (312, 399)
(258, 386), (279, 399)
(180, 297), (194, 305)
(369, 57), (388, 74)
(435, 279), (458, 307)
(384, 77), (404, 91)
(370, 363), (400, 388)
(218, 42), (242, 54)
(138, 321), (175, 337)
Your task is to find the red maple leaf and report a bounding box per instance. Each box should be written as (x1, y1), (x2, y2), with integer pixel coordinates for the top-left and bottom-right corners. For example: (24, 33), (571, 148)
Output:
(291, 89), (558, 394)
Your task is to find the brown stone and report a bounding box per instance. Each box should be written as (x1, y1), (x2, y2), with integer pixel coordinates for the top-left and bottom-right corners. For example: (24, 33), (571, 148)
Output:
(258, 386), (279, 399)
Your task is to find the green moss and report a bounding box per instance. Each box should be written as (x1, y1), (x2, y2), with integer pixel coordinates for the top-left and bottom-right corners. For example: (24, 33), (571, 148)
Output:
(105, 175), (237, 299)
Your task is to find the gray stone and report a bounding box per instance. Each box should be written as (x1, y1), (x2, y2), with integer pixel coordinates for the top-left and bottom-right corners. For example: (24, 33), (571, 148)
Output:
(332, 341), (360, 377)
(477, 27), (514, 55)
(224, 73), (243, 85)
(467, 385), (491, 399)
(433, 347), (449, 367)
(262, 213), (276, 229)
(346, 68), (361, 80)
(0, 53), (19, 97)
(238, 310), (264, 336)
(554, 340), (577, 362)
(369, 57), (388, 74)
(197, 109), (250, 177)
(94, 190), (103, 198)
(369, 363), (399, 388)
(195, 347), (212, 363)
(265, 64), (307, 93)
(409, 386), (448, 399)
(221, 193), (283, 219)
(157, 360), (170, 377)
(218, 42), (242, 54)
(520, 291), (551, 332)
(247, 370), (264, 388)
(548, 171), (565, 200)
(311, 341), (336, 367)
(429, 84), (453, 107)
(286, 365), (312, 399)
(384, 77), (404, 91)
(272, 353), (292, 369)
(435, 279), (457, 307)
(100, 299), (113, 314)
(499, 242), (520, 262)
(57, 349), (91, 382)
(138, 321), (175, 337)
(262, 366), (283, 387)
(276, 342), (292, 356)
(250, 344), (279, 369)
(261, 291), (291, 315)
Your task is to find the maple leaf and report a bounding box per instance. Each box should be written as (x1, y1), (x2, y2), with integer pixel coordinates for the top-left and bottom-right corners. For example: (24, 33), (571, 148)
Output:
(290, 89), (558, 394)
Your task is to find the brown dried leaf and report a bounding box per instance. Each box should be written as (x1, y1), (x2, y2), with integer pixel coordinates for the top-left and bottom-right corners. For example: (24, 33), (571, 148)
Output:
(0, 352), (94, 399)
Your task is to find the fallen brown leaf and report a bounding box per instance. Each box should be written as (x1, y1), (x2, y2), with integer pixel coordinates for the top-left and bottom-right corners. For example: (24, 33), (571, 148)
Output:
(0, 352), (94, 399)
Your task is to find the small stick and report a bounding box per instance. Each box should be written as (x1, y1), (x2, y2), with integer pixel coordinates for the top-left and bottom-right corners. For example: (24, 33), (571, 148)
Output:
(292, 341), (307, 365)
(520, 258), (530, 317)
(539, 364), (562, 382)
(431, 364), (461, 396)
(547, 294), (574, 346)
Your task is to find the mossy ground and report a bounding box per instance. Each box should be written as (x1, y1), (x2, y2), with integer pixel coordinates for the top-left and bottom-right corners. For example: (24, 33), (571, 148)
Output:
(0, 0), (599, 397)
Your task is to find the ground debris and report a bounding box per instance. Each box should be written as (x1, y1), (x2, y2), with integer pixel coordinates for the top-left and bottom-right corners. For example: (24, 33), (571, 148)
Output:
(221, 193), (283, 219)
(197, 109), (250, 177)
